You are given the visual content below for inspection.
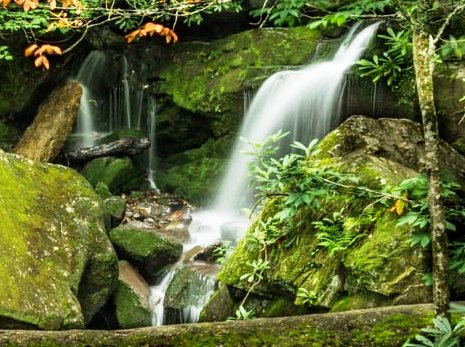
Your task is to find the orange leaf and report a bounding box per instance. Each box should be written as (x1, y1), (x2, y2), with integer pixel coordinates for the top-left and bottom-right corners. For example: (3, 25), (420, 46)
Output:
(170, 30), (178, 43)
(124, 30), (139, 44)
(24, 44), (39, 57)
(34, 55), (50, 70)
(389, 195), (408, 216)
(48, 0), (56, 9)
(42, 44), (62, 55)
(1, 0), (12, 7)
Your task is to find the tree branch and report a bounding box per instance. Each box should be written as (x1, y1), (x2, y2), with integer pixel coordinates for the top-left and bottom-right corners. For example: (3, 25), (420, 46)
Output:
(433, 3), (465, 45)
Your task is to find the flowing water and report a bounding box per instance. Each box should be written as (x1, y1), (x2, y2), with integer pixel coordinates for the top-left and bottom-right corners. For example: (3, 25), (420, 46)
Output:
(72, 23), (380, 326)
(214, 22), (381, 213)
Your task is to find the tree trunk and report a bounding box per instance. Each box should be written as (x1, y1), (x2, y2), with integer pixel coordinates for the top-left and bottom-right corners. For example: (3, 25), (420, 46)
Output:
(412, 28), (450, 317)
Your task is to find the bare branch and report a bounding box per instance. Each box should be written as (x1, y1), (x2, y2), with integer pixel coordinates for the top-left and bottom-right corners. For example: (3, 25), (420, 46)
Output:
(433, 3), (465, 45)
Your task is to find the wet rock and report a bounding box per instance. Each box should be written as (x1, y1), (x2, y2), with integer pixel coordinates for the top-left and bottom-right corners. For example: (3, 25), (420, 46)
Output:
(193, 243), (224, 263)
(199, 285), (234, 322)
(0, 150), (118, 329)
(113, 261), (152, 328)
(164, 265), (217, 324)
(109, 224), (182, 283)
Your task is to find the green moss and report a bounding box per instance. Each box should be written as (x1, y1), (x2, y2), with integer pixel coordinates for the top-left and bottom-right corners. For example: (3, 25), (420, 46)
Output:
(0, 150), (117, 329)
(109, 225), (182, 282)
(344, 214), (424, 297)
(114, 282), (151, 329)
(160, 27), (321, 136)
(81, 156), (143, 193)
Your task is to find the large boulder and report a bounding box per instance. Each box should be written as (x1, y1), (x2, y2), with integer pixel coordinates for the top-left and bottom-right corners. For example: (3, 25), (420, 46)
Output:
(215, 116), (465, 318)
(0, 150), (118, 330)
(14, 82), (83, 162)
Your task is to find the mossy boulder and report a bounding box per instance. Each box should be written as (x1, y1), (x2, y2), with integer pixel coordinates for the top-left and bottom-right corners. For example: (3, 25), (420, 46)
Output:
(217, 116), (465, 315)
(0, 150), (118, 330)
(113, 261), (152, 329)
(158, 27), (322, 137)
(157, 137), (233, 205)
(109, 224), (182, 283)
(81, 156), (144, 193)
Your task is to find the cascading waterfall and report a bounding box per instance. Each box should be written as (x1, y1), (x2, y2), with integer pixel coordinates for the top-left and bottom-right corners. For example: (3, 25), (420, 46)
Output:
(214, 22), (381, 214)
(72, 23), (380, 327)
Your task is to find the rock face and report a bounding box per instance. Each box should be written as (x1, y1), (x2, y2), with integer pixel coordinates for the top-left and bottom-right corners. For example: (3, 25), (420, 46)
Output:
(214, 116), (465, 318)
(0, 150), (118, 330)
(113, 261), (152, 329)
(14, 82), (83, 162)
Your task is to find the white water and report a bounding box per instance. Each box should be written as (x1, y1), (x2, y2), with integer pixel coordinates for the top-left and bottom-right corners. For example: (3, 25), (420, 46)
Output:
(73, 51), (107, 148)
(214, 22), (380, 213)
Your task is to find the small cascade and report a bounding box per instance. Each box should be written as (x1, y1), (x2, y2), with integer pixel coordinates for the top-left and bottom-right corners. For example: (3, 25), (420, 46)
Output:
(73, 51), (107, 148)
(150, 270), (176, 326)
(214, 22), (381, 214)
(71, 51), (158, 188)
(149, 211), (222, 326)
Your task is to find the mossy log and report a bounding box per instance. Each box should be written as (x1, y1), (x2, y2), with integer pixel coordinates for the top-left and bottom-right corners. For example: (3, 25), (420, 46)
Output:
(0, 304), (436, 346)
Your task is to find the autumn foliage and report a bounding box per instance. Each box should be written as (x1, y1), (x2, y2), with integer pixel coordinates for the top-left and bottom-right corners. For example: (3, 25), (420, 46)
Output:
(124, 22), (179, 44)
(3, 0), (179, 69)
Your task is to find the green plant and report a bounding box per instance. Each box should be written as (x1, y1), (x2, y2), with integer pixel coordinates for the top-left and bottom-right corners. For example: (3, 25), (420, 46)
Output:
(227, 305), (255, 321)
(0, 46), (13, 61)
(357, 27), (413, 87)
(296, 287), (318, 305)
(213, 241), (232, 265)
(440, 35), (465, 61)
(389, 174), (465, 280)
(313, 210), (366, 255)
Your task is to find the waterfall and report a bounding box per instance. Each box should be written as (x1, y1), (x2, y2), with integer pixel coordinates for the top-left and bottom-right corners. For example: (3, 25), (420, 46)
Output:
(213, 22), (381, 213)
(73, 51), (107, 148)
(71, 51), (158, 188)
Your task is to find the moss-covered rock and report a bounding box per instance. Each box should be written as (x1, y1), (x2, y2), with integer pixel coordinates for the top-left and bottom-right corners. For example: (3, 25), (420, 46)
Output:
(199, 285), (234, 322)
(157, 137), (233, 205)
(109, 224), (182, 283)
(158, 27), (322, 137)
(103, 196), (126, 229)
(113, 261), (152, 329)
(217, 116), (465, 316)
(165, 266), (217, 310)
(0, 150), (118, 330)
(81, 156), (144, 193)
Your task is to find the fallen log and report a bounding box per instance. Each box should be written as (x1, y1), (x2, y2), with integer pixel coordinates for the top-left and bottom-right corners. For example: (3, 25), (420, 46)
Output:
(0, 304), (436, 346)
(66, 137), (150, 162)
